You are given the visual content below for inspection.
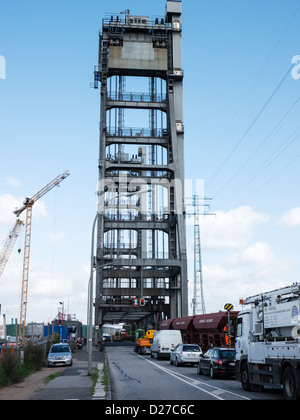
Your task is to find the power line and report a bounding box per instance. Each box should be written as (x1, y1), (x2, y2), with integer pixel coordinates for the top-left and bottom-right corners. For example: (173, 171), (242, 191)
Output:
(213, 94), (300, 199)
(215, 127), (300, 208)
(204, 3), (300, 181)
(203, 2), (300, 174)
(207, 63), (294, 186)
(238, 154), (300, 205)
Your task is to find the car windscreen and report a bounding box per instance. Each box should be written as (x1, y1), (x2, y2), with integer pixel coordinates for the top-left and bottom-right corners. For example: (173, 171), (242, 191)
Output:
(183, 345), (200, 352)
(51, 346), (70, 353)
(219, 350), (235, 359)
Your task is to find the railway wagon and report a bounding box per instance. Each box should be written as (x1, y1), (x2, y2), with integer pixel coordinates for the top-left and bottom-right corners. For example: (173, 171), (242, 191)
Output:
(160, 312), (238, 352)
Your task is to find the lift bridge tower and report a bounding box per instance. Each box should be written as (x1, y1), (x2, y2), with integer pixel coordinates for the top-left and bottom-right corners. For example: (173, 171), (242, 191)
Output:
(94, 1), (187, 334)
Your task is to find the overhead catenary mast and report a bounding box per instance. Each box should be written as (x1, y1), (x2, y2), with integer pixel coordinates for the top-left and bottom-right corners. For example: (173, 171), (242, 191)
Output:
(192, 195), (206, 315)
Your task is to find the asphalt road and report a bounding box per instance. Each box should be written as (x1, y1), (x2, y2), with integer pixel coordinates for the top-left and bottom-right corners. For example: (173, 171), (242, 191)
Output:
(106, 342), (284, 401)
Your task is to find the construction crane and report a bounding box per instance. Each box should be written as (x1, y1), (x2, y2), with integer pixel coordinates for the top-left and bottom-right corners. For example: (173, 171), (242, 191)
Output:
(0, 219), (24, 278)
(13, 170), (70, 342)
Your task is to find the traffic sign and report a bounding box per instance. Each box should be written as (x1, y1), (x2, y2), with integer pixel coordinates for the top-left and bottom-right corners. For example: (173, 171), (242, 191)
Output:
(224, 303), (234, 311)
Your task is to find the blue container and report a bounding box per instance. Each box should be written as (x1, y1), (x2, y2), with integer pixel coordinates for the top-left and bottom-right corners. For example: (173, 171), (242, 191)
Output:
(44, 325), (68, 342)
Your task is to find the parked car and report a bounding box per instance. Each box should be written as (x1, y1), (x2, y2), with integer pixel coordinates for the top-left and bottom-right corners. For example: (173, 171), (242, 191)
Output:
(170, 343), (202, 366)
(197, 347), (236, 378)
(47, 343), (73, 367)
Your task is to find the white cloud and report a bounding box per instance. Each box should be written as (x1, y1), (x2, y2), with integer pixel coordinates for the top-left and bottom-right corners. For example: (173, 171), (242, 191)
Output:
(240, 242), (291, 279)
(0, 193), (48, 230)
(241, 242), (274, 265)
(0, 193), (21, 227)
(278, 207), (300, 228)
(200, 205), (270, 250)
(202, 249), (293, 314)
(187, 206), (295, 315)
(0, 255), (90, 324)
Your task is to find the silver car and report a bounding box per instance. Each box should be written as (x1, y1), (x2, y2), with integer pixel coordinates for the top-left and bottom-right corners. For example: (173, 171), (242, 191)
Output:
(170, 343), (202, 367)
(47, 343), (73, 367)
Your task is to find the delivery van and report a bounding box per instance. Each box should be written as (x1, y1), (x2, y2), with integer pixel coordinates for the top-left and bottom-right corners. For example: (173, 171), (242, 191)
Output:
(151, 330), (182, 360)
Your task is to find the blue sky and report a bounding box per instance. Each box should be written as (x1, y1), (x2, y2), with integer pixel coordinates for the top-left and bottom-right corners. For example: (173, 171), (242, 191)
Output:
(0, 0), (300, 324)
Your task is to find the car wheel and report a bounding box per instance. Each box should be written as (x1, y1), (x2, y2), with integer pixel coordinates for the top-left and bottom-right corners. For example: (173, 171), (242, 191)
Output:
(197, 363), (203, 375)
(209, 365), (215, 379)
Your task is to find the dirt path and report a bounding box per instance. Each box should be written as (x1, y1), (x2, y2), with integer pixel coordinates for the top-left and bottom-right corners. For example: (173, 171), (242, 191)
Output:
(0, 366), (66, 400)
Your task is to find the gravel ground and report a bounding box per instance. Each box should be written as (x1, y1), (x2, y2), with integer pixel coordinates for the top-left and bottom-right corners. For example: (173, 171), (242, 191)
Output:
(0, 366), (66, 400)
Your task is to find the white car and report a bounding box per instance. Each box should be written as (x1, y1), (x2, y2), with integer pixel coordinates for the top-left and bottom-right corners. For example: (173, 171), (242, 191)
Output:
(170, 343), (202, 367)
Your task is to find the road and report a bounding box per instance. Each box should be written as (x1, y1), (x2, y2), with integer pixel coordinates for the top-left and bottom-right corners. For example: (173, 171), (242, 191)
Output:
(106, 342), (284, 401)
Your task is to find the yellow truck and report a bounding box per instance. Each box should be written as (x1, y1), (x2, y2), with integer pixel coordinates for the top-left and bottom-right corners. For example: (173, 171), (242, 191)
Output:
(134, 329), (156, 355)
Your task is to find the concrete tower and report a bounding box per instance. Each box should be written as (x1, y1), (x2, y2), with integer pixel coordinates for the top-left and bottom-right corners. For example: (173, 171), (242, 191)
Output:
(94, 0), (187, 333)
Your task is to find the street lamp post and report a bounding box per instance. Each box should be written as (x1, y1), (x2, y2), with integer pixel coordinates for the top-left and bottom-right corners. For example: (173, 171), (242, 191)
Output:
(87, 213), (97, 375)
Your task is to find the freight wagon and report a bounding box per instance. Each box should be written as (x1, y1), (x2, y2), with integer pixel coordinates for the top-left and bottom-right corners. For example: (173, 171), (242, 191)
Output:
(160, 312), (238, 352)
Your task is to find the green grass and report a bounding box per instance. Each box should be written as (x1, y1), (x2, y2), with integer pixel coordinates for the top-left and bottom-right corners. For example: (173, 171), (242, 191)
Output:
(101, 361), (109, 393)
(44, 371), (62, 385)
(91, 361), (109, 397)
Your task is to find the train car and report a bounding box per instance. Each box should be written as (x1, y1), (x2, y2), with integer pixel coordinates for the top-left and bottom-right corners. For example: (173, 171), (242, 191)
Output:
(192, 312), (238, 351)
(159, 312), (238, 352)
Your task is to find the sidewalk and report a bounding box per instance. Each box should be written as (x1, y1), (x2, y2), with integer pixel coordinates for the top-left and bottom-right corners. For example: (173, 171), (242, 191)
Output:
(32, 345), (108, 400)
(0, 346), (108, 401)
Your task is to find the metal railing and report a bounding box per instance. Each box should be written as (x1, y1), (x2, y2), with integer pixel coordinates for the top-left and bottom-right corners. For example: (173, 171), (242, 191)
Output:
(107, 92), (166, 103)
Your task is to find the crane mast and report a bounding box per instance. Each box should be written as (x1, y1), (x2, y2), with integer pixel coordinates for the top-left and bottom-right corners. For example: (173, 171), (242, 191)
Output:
(0, 219), (24, 278)
(13, 170), (70, 342)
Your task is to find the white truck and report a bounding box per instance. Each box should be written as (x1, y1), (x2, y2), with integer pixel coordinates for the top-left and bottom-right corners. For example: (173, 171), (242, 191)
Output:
(235, 283), (300, 400)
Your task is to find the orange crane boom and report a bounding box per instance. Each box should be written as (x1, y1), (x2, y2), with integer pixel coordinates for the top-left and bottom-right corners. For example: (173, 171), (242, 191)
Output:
(13, 170), (70, 342)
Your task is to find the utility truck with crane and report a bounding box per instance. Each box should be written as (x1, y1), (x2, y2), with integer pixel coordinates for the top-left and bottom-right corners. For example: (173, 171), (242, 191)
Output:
(235, 283), (300, 400)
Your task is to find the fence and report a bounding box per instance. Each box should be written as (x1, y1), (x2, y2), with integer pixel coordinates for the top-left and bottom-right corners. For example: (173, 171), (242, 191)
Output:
(0, 338), (77, 366)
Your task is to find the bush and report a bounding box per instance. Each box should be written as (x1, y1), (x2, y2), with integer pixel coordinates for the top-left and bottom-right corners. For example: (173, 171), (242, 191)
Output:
(52, 332), (61, 344)
(0, 350), (26, 386)
(24, 342), (45, 373)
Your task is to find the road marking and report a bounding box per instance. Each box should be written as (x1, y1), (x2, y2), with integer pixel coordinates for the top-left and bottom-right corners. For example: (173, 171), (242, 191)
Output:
(135, 353), (251, 401)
